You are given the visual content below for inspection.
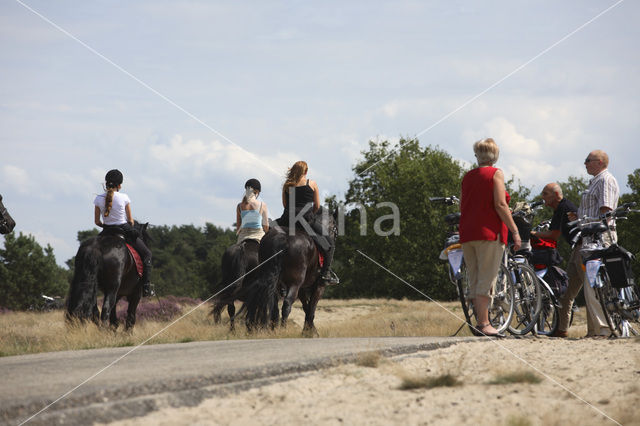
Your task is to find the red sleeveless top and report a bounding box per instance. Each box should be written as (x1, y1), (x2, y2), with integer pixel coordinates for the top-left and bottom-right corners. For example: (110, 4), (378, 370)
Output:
(459, 166), (508, 245)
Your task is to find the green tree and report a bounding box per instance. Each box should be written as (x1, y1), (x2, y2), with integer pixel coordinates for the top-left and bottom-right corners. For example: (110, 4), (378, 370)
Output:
(0, 233), (69, 310)
(617, 169), (640, 277)
(326, 138), (466, 300)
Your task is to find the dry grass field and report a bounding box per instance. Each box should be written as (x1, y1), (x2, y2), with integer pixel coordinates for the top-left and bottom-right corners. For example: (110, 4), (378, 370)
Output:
(0, 298), (590, 357)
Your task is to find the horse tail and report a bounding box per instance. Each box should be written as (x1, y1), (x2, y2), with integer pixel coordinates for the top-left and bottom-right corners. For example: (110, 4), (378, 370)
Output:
(210, 242), (248, 316)
(242, 234), (286, 329)
(66, 239), (102, 322)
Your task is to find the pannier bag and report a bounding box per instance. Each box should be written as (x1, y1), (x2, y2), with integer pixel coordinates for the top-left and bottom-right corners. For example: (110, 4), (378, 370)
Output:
(531, 248), (563, 269)
(602, 245), (636, 288)
(543, 265), (569, 296)
(530, 235), (562, 269)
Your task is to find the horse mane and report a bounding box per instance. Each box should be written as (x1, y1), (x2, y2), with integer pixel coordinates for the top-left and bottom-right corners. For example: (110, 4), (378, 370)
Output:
(133, 221), (152, 244)
(0, 194), (16, 234)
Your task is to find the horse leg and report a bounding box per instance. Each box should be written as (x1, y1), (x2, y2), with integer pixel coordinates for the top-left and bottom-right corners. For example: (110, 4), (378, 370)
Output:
(227, 303), (236, 331)
(302, 285), (325, 338)
(91, 304), (100, 325)
(123, 288), (141, 331)
(101, 292), (117, 327)
(109, 296), (122, 330)
(281, 285), (300, 328)
(212, 302), (224, 324)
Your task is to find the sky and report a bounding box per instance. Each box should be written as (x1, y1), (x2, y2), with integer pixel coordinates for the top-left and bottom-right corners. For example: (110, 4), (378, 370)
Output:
(1, 0), (638, 266)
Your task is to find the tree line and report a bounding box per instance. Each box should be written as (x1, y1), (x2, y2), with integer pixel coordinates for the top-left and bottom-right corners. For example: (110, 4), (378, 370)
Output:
(1, 138), (639, 309)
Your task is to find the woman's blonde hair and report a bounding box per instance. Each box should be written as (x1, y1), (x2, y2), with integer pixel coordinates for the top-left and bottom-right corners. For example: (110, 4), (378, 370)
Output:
(473, 138), (499, 165)
(283, 160), (308, 197)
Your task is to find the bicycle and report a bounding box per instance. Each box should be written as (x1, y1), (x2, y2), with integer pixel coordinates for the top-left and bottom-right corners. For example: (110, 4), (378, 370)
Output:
(504, 201), (544, 335)
(569, 202), (640, 337)
(526, 218), (578, 335)
(430, 196), (514, 336)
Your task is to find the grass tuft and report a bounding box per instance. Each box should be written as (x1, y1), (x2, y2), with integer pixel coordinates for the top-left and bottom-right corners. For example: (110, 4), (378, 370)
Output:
(355, 351), (382, 368)
(399, 373), (461, 390)
(506, 415), (532, 426)
(488, 370), (542, 385)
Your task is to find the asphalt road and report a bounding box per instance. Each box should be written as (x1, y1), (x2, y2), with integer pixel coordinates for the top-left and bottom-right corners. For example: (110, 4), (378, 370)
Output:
(1, 336), (473, 425)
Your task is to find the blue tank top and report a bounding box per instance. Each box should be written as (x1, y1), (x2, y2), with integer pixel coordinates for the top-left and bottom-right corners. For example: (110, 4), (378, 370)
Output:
(240, 203), (263, 229)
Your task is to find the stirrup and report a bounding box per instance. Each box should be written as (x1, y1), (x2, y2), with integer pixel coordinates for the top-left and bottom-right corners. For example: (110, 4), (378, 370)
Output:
(142, 283), (155, 297)
(321, 270), (340, 285)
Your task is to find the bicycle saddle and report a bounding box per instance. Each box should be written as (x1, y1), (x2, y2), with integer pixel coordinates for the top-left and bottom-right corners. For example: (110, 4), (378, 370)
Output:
(445, 212), (460, 225)
(580, 222), (608, 237)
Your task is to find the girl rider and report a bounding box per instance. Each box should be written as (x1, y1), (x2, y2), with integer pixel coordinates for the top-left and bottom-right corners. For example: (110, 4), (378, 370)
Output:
(236, 178), (269, 244)
(93, 169), (154, 297)
(276, 160), (338, 285)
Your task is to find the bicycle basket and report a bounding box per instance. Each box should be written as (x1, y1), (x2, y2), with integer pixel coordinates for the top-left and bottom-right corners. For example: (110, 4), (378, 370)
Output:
(602, 245), (635, 289)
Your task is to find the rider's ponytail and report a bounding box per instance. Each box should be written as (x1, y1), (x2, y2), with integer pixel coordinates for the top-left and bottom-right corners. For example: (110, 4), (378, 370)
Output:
(283, 160), (308, 198)
(103, 169), (123, 218)
(104, 184), (117, 217)
(244, 186), (257, 203)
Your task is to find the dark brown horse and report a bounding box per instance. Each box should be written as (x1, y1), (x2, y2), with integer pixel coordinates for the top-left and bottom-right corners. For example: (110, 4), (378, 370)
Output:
(211, 239), (259, 330)
(66, 222), (150, 330)
(242, 213), (336, 336)
(0, 194), (16, 234)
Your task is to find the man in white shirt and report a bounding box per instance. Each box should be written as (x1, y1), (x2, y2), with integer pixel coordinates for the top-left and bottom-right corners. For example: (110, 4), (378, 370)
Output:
(561, 150), (619, 338)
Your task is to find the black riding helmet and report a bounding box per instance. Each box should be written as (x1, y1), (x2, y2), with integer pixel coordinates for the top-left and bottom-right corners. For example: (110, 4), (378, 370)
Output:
(245, 178), (261, 192)
(105, 169), (123, 188)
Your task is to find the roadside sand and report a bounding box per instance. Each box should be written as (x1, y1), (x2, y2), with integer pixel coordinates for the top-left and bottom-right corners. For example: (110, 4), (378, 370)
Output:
(106, 337), (640, 426)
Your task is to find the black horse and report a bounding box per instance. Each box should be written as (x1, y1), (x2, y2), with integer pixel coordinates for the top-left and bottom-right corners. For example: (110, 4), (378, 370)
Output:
(66, 222), (150, 330)
(0, 194), (16, 234)
(243, 213), (336, 336)
(211, 239), (259, 330)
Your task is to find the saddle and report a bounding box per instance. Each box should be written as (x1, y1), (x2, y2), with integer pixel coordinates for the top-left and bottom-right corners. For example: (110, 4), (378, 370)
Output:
(270, 221), (325, 267)
(126, 244), (144, 278)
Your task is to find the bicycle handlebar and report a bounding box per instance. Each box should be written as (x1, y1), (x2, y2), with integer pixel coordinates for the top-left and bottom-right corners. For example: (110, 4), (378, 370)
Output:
(429, 196), (459, 205)
(568, 202), (638, 227)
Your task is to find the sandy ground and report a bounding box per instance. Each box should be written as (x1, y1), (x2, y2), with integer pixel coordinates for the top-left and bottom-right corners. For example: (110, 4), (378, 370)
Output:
(105, 337), (640, 426)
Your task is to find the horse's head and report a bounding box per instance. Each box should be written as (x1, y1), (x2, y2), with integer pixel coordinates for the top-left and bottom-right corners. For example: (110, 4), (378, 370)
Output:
(0, 194), (16, 235)
(133, 221), (152, 244)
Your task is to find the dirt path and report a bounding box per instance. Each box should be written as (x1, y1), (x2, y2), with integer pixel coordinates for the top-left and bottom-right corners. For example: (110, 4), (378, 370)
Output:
(105, 337), (640, 426)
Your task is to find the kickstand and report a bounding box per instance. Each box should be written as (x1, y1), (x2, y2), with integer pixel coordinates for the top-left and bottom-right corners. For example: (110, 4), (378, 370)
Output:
(451, 321), (467, 337)
(154, 293), (166, 317)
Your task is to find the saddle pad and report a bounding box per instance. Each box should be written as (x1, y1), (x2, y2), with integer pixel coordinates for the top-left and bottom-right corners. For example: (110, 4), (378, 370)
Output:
(318, 250), (324, 268)
(126, 243), (143, 278)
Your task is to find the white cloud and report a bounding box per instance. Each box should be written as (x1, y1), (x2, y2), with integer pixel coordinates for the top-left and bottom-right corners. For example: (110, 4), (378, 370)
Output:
(2, 165), (31, 194)
(149, 135), (294, 180)
(483, 117), (541, 158)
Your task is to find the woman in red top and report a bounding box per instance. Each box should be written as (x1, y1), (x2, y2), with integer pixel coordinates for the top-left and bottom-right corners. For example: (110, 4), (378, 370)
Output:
(459, 138), (521, 337)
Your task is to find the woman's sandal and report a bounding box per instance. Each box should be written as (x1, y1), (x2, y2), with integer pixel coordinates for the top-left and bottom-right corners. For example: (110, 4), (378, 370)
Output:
(475, 323), (506, 338)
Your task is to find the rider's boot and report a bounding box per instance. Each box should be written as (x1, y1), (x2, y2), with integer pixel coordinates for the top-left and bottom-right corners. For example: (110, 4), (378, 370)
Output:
(141, 260), (155, 297)
(320, 244), (339, 285)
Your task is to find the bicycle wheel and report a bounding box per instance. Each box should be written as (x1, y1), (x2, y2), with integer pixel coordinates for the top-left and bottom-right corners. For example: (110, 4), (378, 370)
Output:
(620, 286), (640, 336)
(456, 262), (480, 336)
(533, 284), (558, 336)
(488, 263), (515, 334)
(595, 269), (622, 337)
(603, 284), (640, 337)
(508, 262), (542, 335)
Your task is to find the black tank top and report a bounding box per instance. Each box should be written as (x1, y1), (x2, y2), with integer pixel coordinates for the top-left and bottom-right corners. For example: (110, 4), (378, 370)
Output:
(286, 179), (314, 208)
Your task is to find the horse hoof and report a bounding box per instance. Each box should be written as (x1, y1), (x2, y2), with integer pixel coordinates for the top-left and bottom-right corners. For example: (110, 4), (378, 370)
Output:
(302, 327), (319, 338)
